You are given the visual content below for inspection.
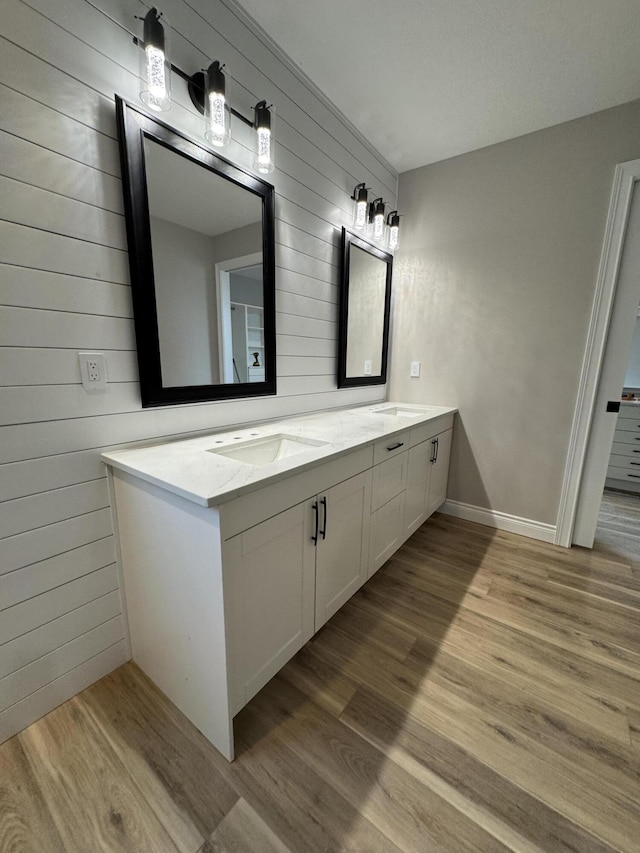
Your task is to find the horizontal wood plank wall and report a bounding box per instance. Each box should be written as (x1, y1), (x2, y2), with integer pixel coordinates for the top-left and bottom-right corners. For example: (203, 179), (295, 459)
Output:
(0, 0), (398, 742)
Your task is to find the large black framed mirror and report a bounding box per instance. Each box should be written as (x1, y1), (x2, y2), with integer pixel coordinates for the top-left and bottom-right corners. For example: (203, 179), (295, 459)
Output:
(337, 227), (392, 388)
(116, 97), (276, 407)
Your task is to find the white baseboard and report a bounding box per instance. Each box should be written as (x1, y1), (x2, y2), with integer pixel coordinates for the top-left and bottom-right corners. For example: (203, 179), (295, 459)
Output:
(440, 500), (557, 544)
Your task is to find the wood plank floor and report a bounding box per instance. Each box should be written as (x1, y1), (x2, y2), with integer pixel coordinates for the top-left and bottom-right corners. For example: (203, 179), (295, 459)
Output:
(2, 509), (640, 852)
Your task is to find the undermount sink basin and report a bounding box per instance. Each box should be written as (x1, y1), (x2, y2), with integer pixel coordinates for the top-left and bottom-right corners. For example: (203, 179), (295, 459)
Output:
(373, 406), (428, 417)
(207, 434), (329, 466)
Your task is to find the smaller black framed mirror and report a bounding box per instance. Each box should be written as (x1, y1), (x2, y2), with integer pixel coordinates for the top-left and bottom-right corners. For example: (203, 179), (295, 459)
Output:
(337, 227), (393, 388)
(116, 97), (276, 407)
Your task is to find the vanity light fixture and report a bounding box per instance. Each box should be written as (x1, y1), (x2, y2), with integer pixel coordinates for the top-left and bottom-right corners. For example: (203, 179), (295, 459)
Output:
(188, 73), (275, 171)
(138, 7), (171, 112)
(133, 9), (275, 173)
(370, 197), (386, 243)
(351, 183), (369, 230)
(387, 210), (400, 250)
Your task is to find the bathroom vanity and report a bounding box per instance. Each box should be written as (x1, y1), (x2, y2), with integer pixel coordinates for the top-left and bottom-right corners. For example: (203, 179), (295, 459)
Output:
(102, 403), (455, 759)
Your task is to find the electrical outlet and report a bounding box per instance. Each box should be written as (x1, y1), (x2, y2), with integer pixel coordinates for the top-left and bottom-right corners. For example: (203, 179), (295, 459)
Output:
(79, 352), (107, 390)
(410, 361), (421, 378)
(363, 360), (372, 375)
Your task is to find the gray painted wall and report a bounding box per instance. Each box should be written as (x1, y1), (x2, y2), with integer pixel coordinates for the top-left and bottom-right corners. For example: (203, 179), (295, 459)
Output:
(390, 99), (640, 525)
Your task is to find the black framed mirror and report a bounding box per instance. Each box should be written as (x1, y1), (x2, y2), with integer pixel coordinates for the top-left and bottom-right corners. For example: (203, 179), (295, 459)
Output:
(337, 227), (392, 388)
(116, 97), (276, 407)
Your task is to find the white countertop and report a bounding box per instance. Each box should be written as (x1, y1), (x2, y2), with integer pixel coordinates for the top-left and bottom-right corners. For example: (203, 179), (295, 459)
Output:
(102, 402), (456, 507)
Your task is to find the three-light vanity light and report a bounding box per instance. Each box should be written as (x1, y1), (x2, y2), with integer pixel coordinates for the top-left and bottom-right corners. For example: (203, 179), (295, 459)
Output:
(137, 7), (275, 174)
(351, 184), (402, 250)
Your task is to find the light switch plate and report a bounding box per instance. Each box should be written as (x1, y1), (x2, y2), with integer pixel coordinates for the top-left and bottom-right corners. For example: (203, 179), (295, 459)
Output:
(364, 360), (372, 375)
(410, 361), (421, 378)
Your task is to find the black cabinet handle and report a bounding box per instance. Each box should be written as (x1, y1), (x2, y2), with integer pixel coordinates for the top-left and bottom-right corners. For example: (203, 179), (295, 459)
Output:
(434, 436), (439, 463)
(430, 439), (436, 463)
(320, 496), (327, 540)
(311, 500), (319, 544)
(628, 474), (640, 479)
(387, 442), (404, 452)
(631, 462), (640, 466)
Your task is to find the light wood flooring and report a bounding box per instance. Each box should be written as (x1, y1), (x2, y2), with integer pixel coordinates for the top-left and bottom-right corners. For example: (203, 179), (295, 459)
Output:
(2, 510), (640, 852)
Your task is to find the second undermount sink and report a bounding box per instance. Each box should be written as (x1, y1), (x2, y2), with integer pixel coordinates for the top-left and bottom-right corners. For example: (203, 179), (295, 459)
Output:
(207, 433), (329, 466)
(373, 406), (429, 417)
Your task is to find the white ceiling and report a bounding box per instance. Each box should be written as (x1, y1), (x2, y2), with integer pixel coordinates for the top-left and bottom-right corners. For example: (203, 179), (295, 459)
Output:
(236, 0), (640, 173)
(145, 139), (261, 235)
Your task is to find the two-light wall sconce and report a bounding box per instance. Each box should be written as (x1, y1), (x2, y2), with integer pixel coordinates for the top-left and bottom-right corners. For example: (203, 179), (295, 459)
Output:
(352, 183), (401, 251)
(137, 7), (275, 174)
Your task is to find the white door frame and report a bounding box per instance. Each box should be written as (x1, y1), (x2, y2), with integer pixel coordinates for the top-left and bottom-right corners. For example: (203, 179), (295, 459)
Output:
(215, 252), (262, 384)
(555, 158), (640, 547)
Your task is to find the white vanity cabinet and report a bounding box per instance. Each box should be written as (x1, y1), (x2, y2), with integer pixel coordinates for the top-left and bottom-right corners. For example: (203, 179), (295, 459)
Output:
(403, 424), (453, 539)
(312, 470), (372, 630)
(369, 433), (409, 574)
(103, 404), (456, 762)
(225, 466), (372, 715)
(427, 428), (453, 515)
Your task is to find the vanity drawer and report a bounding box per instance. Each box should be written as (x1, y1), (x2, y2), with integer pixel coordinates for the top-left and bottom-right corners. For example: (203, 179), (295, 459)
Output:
(373, 430), (411, 466)
(410, 413), (454, 447)
(371, 451), (408, 513)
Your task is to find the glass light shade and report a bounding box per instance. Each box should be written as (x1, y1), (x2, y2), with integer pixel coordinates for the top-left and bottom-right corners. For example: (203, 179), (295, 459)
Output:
(204, 62), (231, 147)
(352, 183), (368, 230)
(139, 8), (171, 112)
(253, 102), (275, 174)
(387, 211), (400, 250)
(372, 200), (385, 242)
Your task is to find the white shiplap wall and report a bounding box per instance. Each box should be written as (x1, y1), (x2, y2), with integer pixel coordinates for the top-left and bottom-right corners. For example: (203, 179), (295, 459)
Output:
(0, 0), (397, 741)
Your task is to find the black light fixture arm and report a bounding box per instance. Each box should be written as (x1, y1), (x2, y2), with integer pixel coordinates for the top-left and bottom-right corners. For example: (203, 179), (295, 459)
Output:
(132, 35), (257, 128)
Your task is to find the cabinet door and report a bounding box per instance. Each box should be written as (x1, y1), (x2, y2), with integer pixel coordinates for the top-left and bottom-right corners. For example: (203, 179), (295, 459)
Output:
(426, 428), (452, 517)
(370, 491), (406, 577)
(227, 502), (315, 712)
(403, 439), (432, 537)
(314, 470), (371, 630)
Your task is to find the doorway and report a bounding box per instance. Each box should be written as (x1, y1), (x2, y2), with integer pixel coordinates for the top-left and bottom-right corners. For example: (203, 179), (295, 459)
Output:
(562, 160), (640, 549)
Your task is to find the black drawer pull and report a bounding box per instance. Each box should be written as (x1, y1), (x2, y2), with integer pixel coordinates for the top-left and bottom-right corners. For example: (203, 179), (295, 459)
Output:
(628, 474), (640, 479)
(311, 501), (319, 544)
(631, 462), (640, 466)
(387, 442), (404, 451)
(320, 496), (327, 540)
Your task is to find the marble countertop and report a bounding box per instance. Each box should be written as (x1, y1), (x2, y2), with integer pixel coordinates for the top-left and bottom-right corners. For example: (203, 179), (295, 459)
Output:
(102, 402), (456, 507)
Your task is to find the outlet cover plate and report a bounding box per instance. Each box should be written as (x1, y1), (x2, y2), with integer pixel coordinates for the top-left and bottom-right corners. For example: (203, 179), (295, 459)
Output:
(78, 352), (107, 390)
(410, 361), (421, 378)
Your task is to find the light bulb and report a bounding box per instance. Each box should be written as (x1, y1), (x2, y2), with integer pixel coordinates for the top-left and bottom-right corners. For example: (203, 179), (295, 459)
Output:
(387, 212), (400, 250)
(253, 102), (274, 174)
(139, 8), (170, 112)
(352, 183), (368, 230)
(373, 212), (384, 242)
(256, 127), (272, 173)
(204, 62), (231, 147)
(145, 46), (167, 110)
(207, 92), (227, 146)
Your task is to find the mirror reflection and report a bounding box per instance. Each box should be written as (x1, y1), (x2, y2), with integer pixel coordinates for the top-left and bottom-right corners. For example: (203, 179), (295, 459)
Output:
(338, 228), (392, 388)
(145, 139), (265, 387)
(345, 244), (386, 377)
